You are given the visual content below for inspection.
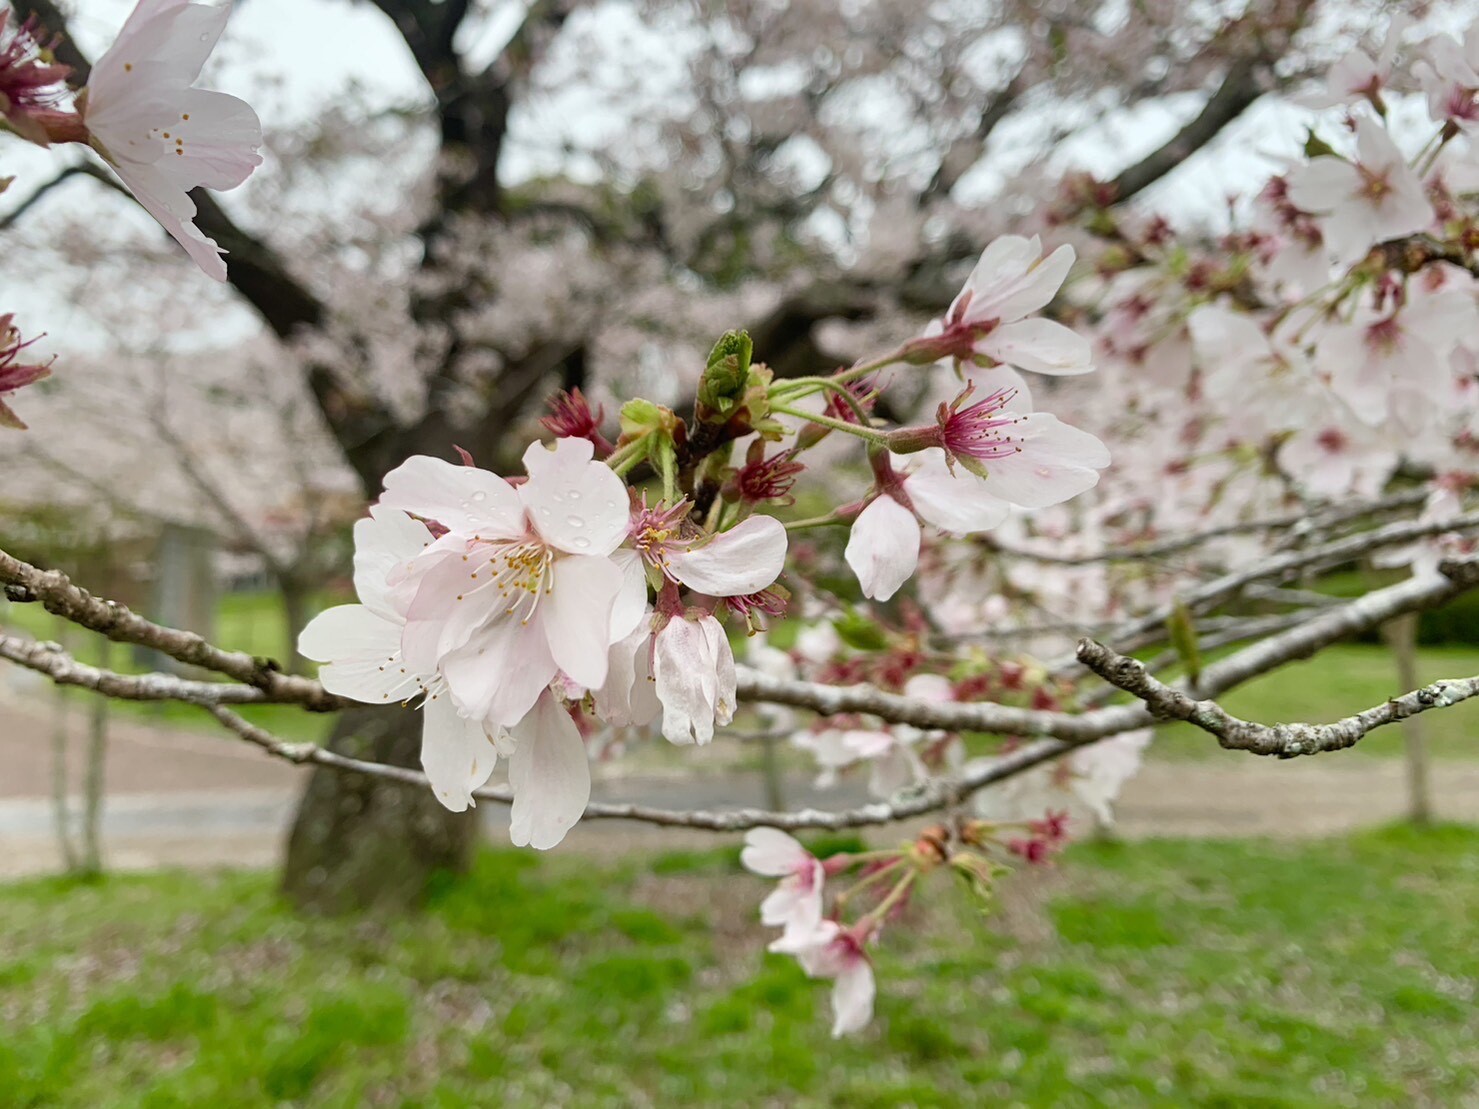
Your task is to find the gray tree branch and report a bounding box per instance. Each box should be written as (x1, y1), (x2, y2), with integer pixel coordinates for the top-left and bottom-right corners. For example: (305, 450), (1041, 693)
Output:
(1077, 638), (1479, 758)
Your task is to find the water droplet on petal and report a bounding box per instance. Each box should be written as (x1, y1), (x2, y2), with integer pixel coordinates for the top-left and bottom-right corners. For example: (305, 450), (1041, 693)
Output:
(573, 536), (591, 549)
(471, 491), (487, 503)
(567, 489), (581, 500)
(566, 514), (584, 528)
(539, 507), (552, 516)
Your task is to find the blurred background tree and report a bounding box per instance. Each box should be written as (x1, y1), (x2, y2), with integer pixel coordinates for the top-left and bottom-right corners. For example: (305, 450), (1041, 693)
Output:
(0, 0), (1427, 909)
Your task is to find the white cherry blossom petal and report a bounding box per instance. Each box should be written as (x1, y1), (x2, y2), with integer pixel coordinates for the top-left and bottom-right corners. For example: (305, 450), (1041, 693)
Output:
(652, 613), (735, 745)
(519, 438), (630, 556)
(379, 455), (524, 538)
(829, 958), (876, 1039)
(544, 554), (625, 689)
(982, 243), (1076, 323)
(980, 318), (1095, 375)
(592, 625), (661, 727)
(297, 604), (410, 704)
(973, 416), (1109, 509)
(353, 508), (434, 622)
(507, 692), (591, 850)
(740, 827), (810, 877)
(89, 1), (229, 97)
(440, 616), (556, 727)
(669, 514), (788, 597)
(608, 548), (649, 641)
(902, 455), (1011, 534)
(399, 551), (504, 674)
(844, 494), (920, 602)
(420, 694), (500, 813)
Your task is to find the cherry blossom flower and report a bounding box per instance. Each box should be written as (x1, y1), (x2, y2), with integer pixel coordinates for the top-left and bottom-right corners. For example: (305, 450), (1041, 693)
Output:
(1094, 271), (1196, 393)
(1302, 16), (1405, 111)
(970, 730), (1152, 831)
(0, 10), (72, 145)
(909, 235), (1093, 376)
(297, 507), (501, 812)
(1316, 287), (1473, 429)
(848, 410), (1109, 603)
(1278, 422), (1399, 499)
(0, 315), (53, 430)
(1188, 306), (1322, 434)
(650, 610), (736, 744)
(1250, 176), (1331, 293)
(769, 920), (875, 1038)
(1414, 27), (1479, 132)
(792, 725), (892, 790)
(628, 500), (788, 598)
(382, 440), (634, 729)
(923, 385), (1110, 497)
(1286, 115), (1433, 265)
(860, 727), (929, 797)
(741, 827), (826, 941)
(81, 0), (263, 281)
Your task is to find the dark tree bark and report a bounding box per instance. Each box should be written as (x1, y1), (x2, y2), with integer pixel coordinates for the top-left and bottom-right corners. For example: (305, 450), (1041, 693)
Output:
(281, 706), (474, 913)
(278, 578), (313, 678)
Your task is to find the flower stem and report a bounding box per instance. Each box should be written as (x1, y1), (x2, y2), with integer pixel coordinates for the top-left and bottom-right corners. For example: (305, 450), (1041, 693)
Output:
(606, 440), (645, 476)
(863, 869), (917, 924)
(770, 346), (907, 402)
(832, 858), (905, 912)
(771, 403), (889, 446)
(784, 513), (847, 531)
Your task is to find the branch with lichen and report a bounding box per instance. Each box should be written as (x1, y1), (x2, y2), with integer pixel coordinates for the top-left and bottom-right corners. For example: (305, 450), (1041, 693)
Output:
(1076, 638), (1479, 758)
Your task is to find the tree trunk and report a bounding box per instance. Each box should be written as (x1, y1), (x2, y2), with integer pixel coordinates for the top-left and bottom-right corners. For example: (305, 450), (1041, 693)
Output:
(79, 638), (111, 876)
(50, 620), (79, 873)
(1382, 612), (1432, 826)
(280, 705), (478, 914)
(279, 579), (312, 676)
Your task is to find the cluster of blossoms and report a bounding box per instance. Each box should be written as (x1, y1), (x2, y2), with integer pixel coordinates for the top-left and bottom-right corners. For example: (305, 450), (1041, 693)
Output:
(298, 230), (1113, 851)
(298, 436), (789, 847)
(0, 0), (262, 282)
(738, 781), (1141, 1038)
(1079, 16), (1479, 544)
(845, 236), (1112, 602)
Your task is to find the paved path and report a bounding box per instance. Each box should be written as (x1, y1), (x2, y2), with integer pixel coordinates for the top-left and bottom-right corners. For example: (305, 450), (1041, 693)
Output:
(2, 688), (1477, 878)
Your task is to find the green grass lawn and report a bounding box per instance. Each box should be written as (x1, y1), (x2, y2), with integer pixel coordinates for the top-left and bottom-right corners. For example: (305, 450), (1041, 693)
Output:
(1153, 644), (1479, 761)
(2, 826), (1477, 1106)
